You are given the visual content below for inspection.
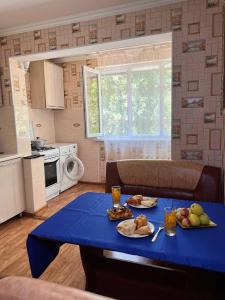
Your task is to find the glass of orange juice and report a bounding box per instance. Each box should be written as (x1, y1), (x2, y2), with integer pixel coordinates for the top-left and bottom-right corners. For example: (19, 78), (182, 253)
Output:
(164, 207), (176, 236)
(112, 186), (121, 208)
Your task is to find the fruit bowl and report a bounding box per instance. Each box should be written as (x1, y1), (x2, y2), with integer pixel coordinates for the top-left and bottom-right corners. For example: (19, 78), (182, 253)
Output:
(176, 204), (217, 229)
(176, 219), (217, 229)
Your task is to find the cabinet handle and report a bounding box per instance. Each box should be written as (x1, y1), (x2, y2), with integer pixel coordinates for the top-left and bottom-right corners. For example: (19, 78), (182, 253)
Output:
(47, 105), (64, 109)
(47, 105), (57, 108)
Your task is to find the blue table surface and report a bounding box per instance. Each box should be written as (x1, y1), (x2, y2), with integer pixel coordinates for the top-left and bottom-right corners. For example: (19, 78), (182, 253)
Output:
(27, 192), (225, 278)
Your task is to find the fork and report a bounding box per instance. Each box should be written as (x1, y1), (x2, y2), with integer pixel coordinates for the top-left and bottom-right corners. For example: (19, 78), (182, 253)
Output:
(151, 226), (164, 242)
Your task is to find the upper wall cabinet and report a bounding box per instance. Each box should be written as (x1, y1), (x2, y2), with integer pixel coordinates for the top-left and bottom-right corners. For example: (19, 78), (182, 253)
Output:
(30, 60), (64, 109)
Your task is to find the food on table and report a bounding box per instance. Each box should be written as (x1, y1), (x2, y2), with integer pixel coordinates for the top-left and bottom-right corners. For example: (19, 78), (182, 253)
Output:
(117, 220), (137, 236)
(190, 203), (203, 216)
(134, 214), (148, 229)
(107, 206), (133, 220)
(176, 203), (211, 227)
(188, 213), (201, 226)
(126, 195), (143, 206)
(180, 208), (190, 217)
(134, 225), (151, 235)
(176, 208), (183, 221)
(199, 213), (210, 225)
(181, 217), (191, 227)
(141, 198), (157, 207)
(126, 195), (157, 207)
(117, 214), (152, 236)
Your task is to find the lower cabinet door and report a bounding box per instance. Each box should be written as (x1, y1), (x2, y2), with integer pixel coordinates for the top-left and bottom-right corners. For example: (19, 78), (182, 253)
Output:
(0, 159), (25, 224)
(13, 159), (25, 213)
(0, 161), (16, 223)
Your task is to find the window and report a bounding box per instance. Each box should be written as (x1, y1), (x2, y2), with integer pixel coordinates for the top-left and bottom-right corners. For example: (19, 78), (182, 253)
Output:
(83, 67), (101, 137)
(83, 59), (171, 139)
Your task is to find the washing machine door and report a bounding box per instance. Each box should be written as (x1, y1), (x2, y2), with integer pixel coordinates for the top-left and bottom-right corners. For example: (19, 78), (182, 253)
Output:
(63, 155), (84, 181)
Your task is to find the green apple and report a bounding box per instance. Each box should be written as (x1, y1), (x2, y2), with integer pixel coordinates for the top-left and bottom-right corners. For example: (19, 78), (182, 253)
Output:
(188, 213), (200, 226)
(190, 203), (203, 216)
(199, 213), (209, 225)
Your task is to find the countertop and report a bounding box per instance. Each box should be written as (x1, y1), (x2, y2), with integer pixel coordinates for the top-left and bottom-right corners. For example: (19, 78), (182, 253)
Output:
(0, 154), (21, 163)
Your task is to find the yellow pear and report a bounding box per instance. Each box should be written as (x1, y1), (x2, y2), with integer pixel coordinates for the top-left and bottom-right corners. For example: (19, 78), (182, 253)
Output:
(190, 203), (203, 216)
(188, 213), (200, 226)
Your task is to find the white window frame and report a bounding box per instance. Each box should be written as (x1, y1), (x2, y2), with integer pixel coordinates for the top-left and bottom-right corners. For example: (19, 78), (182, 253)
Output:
(83, 65), (102, 138)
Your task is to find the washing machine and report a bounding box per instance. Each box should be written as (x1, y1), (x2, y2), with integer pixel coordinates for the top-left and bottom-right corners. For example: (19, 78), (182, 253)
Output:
(49, 143), (84, 192)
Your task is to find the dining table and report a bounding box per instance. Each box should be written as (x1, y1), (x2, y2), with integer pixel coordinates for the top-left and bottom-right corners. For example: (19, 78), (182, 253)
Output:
(27, 192), (225, 299)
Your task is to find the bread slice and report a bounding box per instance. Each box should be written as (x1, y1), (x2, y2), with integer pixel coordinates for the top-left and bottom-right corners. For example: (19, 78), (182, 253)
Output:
(141, 198), (157, 207)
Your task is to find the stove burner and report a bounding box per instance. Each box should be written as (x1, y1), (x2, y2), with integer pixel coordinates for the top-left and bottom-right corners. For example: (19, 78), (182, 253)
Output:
(40, 146), (55, 151)
(31, 145), (55, 151)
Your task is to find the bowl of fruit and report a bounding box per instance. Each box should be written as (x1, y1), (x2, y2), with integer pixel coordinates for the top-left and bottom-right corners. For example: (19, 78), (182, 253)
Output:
(176, 203), (217, 229)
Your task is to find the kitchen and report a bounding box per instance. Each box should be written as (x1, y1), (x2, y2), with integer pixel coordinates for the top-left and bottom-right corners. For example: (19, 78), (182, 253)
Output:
(0, 1), (224, 298)
(0, 57), (87, 223)
(0, 34), (164, 224)
(0, 2), (223, 230)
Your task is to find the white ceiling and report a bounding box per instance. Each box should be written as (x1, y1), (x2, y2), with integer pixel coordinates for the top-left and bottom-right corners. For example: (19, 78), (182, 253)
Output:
(0, 0), (138, 31)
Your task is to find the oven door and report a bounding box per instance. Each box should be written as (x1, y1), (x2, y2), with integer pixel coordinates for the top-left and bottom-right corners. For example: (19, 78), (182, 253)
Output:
(44, 158), (59, 188)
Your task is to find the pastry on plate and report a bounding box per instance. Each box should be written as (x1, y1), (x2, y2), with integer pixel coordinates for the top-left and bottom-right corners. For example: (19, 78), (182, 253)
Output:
(126, 195), (143, 206)
(135, 225), (152, 235)
(107, 206), (133, 220)
(134, 214), (148, 229)
(117, 214), (152, 236)
(117, 220), (136, 236)
(141, 197), (157, 207)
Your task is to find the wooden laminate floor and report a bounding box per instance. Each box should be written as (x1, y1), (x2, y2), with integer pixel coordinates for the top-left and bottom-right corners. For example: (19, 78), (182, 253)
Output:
(0, 182), (104, 288)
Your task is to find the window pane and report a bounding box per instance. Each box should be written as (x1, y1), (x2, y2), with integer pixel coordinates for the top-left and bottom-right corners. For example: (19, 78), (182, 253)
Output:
(101, 73), (128, 136)
(163, 65), (172, 136)
(84, 70), (100, 137)
(131, 68), (160, 136)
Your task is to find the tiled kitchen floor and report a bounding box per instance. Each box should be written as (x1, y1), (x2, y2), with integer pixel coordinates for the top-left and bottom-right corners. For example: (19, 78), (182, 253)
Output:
(0, 182), (104, 288)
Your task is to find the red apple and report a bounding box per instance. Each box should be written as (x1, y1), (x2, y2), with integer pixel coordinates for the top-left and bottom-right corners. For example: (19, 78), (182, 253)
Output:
(176, 210), (184, 221)
(182, 217), (191, 227)
(180, 208), (190, 218)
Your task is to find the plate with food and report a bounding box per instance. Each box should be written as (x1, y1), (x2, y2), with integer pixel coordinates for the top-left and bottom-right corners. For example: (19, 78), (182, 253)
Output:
(107, 205), (133, 221)
(117, 214), (155, 238)
(126, 195), (158, 209)
(176, 203), (217, 229)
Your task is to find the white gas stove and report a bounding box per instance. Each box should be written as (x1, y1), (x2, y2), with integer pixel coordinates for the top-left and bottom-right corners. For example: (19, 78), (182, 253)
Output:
(32, 146), (59, 159)
(32, 146), (60, 201)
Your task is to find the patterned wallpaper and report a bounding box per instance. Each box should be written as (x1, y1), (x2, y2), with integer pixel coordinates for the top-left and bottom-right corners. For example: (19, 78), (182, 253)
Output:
(10, 61), (31, 155)
(62, 58), (98, 110)
(97, 42), (171, 66)
(60, 43), (171, 111)
(0, 0), (224, 169)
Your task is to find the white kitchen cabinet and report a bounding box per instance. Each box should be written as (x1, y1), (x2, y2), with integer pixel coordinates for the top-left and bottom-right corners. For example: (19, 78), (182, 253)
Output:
(30, 60), (64, 110)
(23, 156), (46, 213)
(0, 158), (25, 224)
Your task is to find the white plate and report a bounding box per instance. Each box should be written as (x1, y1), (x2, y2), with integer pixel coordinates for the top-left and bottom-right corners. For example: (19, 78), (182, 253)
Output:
(128, 197), (158, 209)
(117, 219), (155, 238)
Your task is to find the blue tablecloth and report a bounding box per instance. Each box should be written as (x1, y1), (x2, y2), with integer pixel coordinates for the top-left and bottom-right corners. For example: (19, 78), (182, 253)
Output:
(27, 192), (225, 278)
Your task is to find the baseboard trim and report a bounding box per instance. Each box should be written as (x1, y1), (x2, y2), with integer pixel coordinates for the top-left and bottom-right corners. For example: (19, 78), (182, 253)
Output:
(24, 203), (48, 218)
(79, 181), (105, 186)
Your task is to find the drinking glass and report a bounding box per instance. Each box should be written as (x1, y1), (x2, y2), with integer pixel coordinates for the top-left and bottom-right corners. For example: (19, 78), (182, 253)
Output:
(164, 207), (176, 236)
(111, 186), (121, 208)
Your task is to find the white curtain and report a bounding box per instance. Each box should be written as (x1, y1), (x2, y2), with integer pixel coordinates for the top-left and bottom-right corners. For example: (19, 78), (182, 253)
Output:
(104, 138), (171, 161)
